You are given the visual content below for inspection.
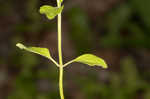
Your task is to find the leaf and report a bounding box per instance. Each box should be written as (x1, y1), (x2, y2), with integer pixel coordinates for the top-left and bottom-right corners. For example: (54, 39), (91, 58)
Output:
(16, 43), (51, 59)
(74, 54), (108, 68)
(39, 5), (64, 20)
(60, 0), (63, 3)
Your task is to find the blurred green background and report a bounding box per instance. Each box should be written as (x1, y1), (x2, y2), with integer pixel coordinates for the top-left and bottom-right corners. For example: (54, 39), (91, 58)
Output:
(0, 0), (150, 99)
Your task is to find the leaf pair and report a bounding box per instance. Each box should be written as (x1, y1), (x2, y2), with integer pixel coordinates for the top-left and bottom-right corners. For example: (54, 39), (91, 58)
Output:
(39, 5), (64, 20)
(16, 43), (107, 69)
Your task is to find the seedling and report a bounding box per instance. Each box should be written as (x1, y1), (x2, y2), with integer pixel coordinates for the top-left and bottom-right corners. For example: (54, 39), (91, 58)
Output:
(16, 0), (108, 99)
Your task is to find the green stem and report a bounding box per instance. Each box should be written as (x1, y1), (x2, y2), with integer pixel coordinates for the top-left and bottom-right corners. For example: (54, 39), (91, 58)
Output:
(59, 66), (64, 99)
(57, 0), (64, 99)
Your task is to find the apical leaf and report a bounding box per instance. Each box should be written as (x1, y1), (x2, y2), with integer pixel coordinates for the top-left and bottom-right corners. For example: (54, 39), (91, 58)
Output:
(74, 54), (108, 68)
(16, 43), (51, 59)
(39, 5), (64, 20)
(60, 0), (63, 3)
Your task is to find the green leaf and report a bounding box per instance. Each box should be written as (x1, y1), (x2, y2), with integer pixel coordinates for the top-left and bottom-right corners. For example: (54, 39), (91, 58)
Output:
(60, 0), (63, 3)
(16, 43), (51, 59)
(74, 54), (108, 68)
(39, 5), (64, 20)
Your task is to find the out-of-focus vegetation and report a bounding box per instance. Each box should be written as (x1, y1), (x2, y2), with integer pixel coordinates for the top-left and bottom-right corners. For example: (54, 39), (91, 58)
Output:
(0, 0), (150, 99)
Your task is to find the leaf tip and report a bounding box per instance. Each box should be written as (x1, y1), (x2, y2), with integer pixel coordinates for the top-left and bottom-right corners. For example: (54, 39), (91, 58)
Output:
(16, 43), (25, 49)
(102, 63), (108, 69)
(97, 59), (108, 69)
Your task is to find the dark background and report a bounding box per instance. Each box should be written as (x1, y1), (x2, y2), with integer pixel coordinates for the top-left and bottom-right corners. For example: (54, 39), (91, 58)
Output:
(0, 0), (150, 99)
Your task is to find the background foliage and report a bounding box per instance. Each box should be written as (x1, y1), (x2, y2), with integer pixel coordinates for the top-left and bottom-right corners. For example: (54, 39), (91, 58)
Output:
(0, 0), (150, 99)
